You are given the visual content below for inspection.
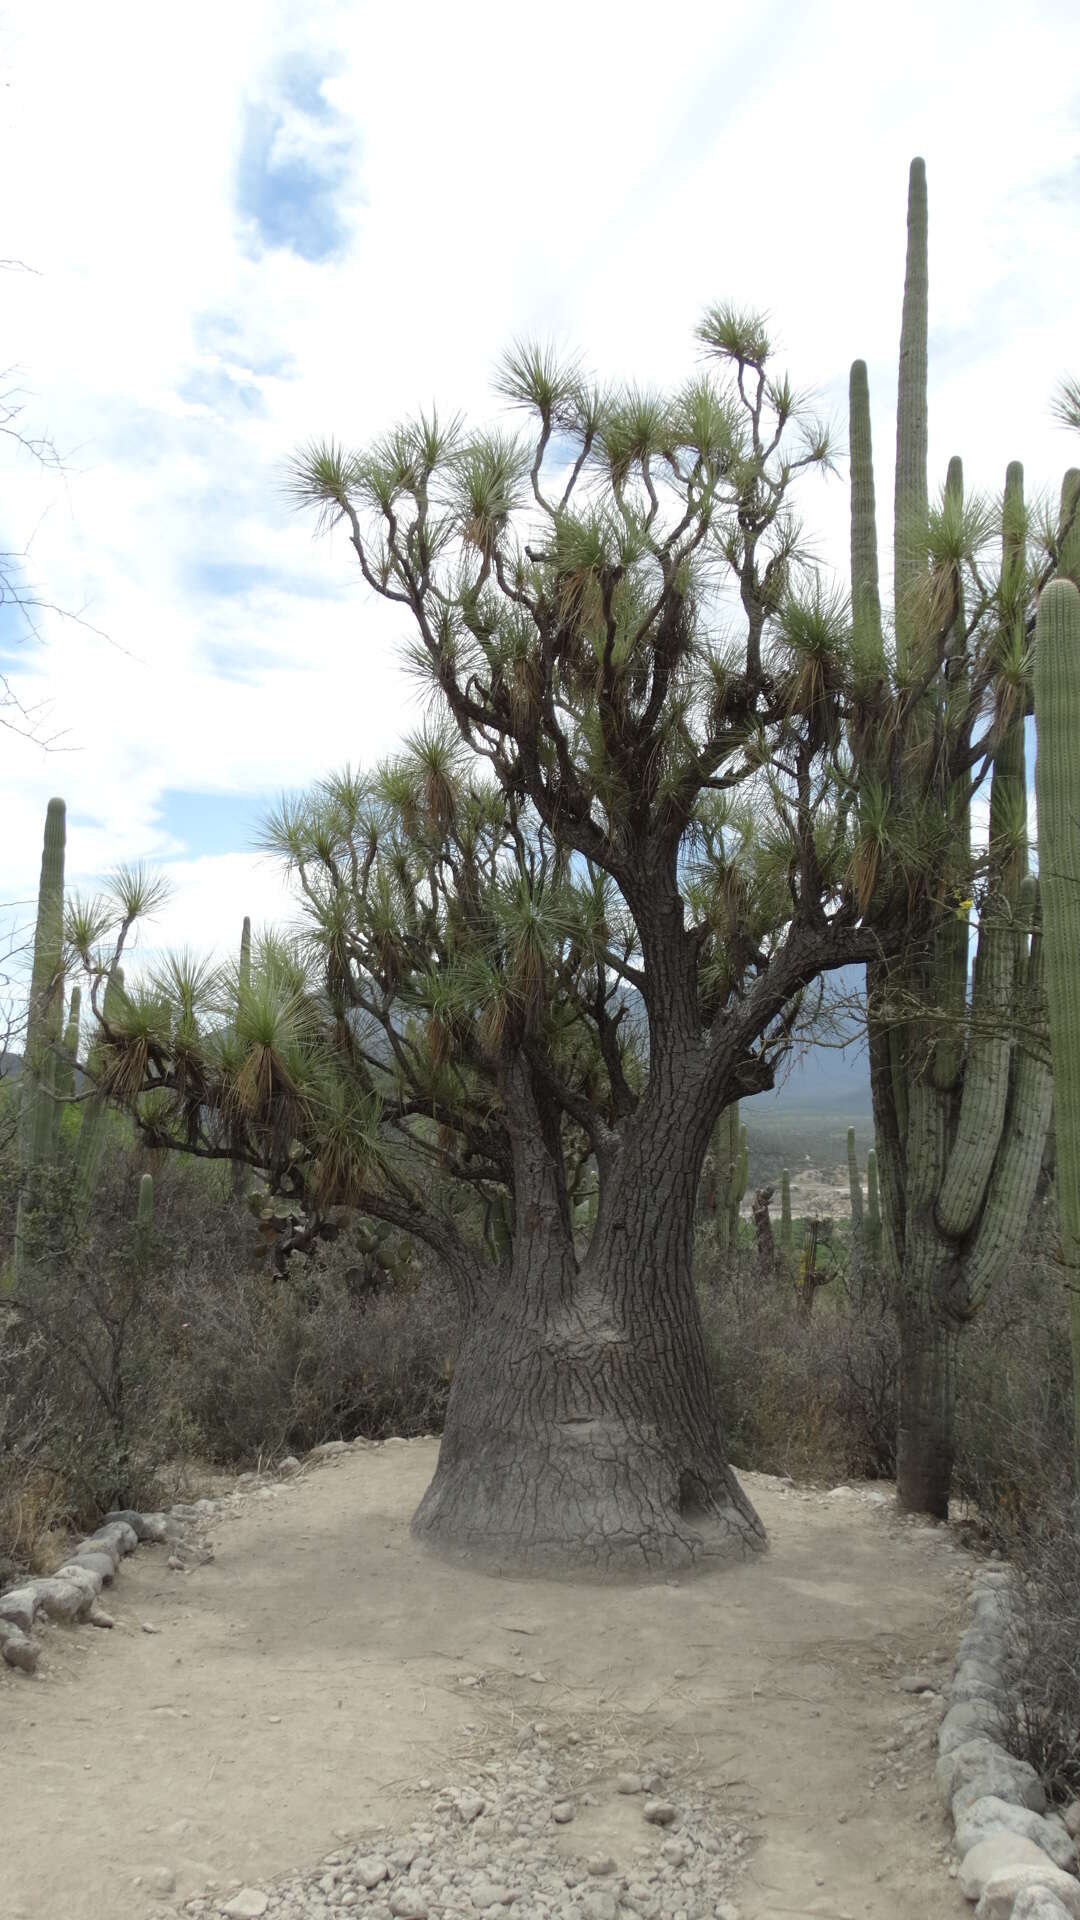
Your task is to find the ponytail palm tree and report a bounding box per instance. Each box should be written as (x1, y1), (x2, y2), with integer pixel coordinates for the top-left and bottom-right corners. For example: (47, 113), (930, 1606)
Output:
(87, 285), (997, 1574)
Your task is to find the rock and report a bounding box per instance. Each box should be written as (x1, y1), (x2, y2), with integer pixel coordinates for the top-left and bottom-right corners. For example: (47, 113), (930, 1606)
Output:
(552, 1803), (575, 1824)
(355, 1858), (390, 1889)
(168, 1537), (214, 1569)
(939, 1699), (1003, 1754)
(32, 1575), (95, 1623)
(586, 1855), (616, 1875)
(104, 1508), (167, 1543)
(1065, 1803), (1080, 1842)
(953, 1663), (1005, 1704)
(582, 1895), (618, 1920)
(660, 1840), (689, 1867)
(900, 1672), (935, 1692)
(152, 1866), (177, 1894)
(279, 1456), (301, 1475)
(940, 1738), (1047, 1815)
(53, 1562), (104, 1603)
(469, 1884), (512, 1910)
(642, 1800), (677, 1827)
(956, 1799), (1076, 1873)
(311, 1439), (348, 1457)
(961, 1835), (1067, 1900)
(0, 1586), (38, 1633)
(1009, 1890), (1078, 1920)
(222, 1892), (269, 1919)
(87, 1605), (115, 1629)
(71, 1549), (117, 1583)
(455, 1795), (486, 1823)
(0, 1621), (40, 1672)
(828, 1485), (854, 1497)
(92, 1519), (139, 1556)
(974, 1864), (1080, 1920)
(615, 1774), (643, 1794)
(389, 1894), (429, 1919)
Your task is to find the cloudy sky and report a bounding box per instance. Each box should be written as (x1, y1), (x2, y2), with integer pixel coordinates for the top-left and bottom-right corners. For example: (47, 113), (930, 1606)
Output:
(2, 0), (1078, 973)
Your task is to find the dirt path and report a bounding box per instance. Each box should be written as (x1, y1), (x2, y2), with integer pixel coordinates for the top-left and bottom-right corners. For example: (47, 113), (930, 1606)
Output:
(1, 1441), (973, 1920)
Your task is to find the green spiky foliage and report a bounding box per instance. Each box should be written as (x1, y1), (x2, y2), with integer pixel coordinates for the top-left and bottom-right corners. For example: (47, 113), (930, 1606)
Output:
(856, 161), (1054, 1518)
(1033, 578), (1080, 1471)
(847, 1127), (863, 1229)
(780, 1167), (793, 1251)
(67, 244), (1044, 1575)
(13, 797), (67, 1284)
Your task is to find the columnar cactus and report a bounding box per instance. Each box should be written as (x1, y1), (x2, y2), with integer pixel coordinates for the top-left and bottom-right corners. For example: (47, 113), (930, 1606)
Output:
(233, 916), (253, 1201)
(705, 1103), (747, 1254)
(847, 1128), (863, 1229)
(854, 160), (1052, 1516)
(865, 1149), (881, 1259)
(780, 1168), (793, 1252)
(56, 985), (81, 1104)
(1033, 577), (1080, 1467)
(73, 966), (125, 1230)
(13, 798), (67, 1284)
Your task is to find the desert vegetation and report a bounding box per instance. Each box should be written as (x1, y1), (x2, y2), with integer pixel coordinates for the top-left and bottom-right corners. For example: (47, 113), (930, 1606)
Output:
(3, 153), (1080, 1835)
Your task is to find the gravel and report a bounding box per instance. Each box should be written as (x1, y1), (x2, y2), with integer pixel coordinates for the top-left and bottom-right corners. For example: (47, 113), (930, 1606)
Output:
(176, 1718), (746, 1920)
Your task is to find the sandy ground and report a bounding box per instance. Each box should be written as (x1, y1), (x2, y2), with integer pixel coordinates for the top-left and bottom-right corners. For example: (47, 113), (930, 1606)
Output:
(0, 1441), (973, 1920)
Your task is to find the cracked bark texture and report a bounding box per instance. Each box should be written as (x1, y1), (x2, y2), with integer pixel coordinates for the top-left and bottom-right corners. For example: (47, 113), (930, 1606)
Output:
(413, 1043), (765, 1575)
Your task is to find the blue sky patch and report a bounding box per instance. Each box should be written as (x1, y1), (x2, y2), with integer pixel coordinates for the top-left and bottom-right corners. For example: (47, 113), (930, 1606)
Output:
(153, 786), (275, 859)
(235, 58), (359, 263)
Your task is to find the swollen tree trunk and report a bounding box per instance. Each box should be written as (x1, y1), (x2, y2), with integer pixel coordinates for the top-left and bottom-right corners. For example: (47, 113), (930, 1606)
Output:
(412, 1057), (765, 1576)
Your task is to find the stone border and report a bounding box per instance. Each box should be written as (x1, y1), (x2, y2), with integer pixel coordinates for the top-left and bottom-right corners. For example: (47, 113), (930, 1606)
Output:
(0, 1505), (205, 1674)
(937, 1564), (1080, 1918)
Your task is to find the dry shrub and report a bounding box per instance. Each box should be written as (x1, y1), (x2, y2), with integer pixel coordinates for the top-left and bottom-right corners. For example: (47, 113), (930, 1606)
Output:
(697, 1232), (898, 1482)
(999, 1497), (1080, 1801)
(952, 1205), (1074, 1544)
(159, 1244), (460, 1463)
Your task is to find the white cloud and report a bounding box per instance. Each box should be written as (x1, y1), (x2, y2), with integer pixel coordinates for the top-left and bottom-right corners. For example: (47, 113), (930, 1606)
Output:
(1, 0), (1078, 963)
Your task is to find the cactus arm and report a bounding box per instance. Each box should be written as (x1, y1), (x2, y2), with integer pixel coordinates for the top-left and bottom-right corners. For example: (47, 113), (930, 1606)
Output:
(894, 157), (929, 677)
(964, 919), (1052, 1307)
(18, 797), (67, 1169)
(1033, 577), (1080, 1461)
(14, 798), (67, 1284)
(934, 919), (1014, 1238)
(849, 359), (885, 682)
(1058, 470), (1080, 589)
(56, 984), (81, 1104)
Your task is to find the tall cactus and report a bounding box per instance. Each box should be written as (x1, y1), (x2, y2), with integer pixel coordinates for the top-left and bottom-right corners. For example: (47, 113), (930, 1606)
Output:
(13, 798), (67, 1284)
(1033, 578), (1080, 1470)
(847, 1128), (864, 1229)
(704, 1103), (747, 1254)
(780, 1168), (793, 1252)
(856, 160), (1052, 1516)
(865, 1149), (881, 1259)
(73, 966), (125, 1231)
(56, 985), (81, 1104)
(233, 915), (253, 1200)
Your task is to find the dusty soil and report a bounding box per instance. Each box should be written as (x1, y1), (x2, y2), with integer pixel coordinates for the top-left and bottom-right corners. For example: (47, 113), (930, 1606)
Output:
(0, 1440), (973, 1920)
